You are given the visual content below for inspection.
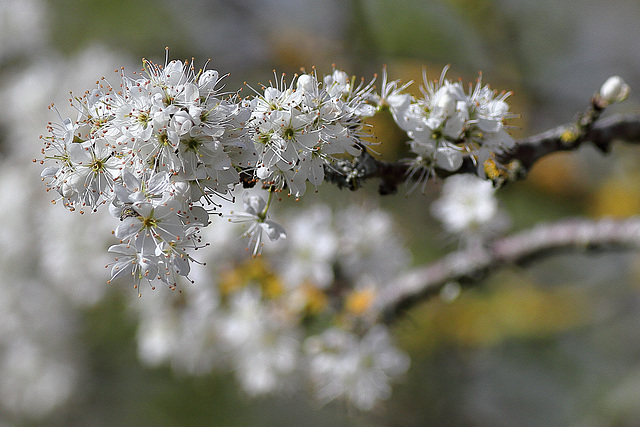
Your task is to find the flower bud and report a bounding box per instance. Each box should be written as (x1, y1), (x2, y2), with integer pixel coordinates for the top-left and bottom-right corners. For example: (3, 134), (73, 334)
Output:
(599, 76), (630, 104)
(296, 74), (315, 93)
(434, 91), (456, 116)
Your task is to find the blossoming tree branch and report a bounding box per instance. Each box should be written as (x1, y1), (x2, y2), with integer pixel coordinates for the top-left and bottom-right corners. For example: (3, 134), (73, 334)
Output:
(36, 51), (636, 410)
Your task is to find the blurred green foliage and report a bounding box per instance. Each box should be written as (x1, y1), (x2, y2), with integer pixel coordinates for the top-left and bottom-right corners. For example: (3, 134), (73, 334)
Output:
(48, 0), (190, 58)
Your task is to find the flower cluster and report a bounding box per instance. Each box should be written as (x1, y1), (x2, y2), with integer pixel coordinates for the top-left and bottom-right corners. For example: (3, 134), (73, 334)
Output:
(38, 56), (379, 293)
(244, 69), (376, 197)
(39, 58), (248, 293)
(388, 66), (516, 192)
(133, 200), (411, 410)
(39, 56), (519, 293)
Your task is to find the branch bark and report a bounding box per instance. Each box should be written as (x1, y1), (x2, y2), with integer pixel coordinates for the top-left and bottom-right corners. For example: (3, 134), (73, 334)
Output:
(506, 113), (640, 169)
(325, 113), (640, 194)
(367, 216), (640, 324)
(334, 101), (640, 325)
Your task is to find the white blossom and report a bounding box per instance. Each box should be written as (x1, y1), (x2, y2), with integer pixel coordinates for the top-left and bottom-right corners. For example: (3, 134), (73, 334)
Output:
(392, 66), (516, 190)
(39, 54), (250, 290)
(305, 325), (409, 410)
(228, 192), (287, 257)
(275, 205), (338, 289)
(217, 287), (300, 396)
(244, 68), (375, 196)
(336, 205), (410, 288)
(431, 174), (509, 245)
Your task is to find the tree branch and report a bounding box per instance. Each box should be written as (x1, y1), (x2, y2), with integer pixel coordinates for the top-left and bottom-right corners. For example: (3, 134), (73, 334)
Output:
(325, 112), (640, 194)
(505, 112), (640, 170)
(366, 217), (640, 324)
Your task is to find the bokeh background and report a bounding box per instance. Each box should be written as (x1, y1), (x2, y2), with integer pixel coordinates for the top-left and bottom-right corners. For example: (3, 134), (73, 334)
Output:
(2, 0), (640, 425)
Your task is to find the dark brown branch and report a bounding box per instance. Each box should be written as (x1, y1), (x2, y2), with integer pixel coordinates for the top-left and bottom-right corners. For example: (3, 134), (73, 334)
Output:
(504, 113), (640, 170)
(366, 217), (640, 324)
(325, 112), (640, 194)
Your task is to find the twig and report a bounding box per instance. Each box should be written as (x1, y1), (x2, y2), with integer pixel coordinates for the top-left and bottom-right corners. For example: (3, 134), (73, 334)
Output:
(367, 217), (640, 324)
(324, 112), (640, 194)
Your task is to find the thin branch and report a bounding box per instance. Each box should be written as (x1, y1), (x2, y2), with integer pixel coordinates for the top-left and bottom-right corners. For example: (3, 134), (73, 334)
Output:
(325, 112), (640, 194)
(504, 112), (640, 170)
(366, 217), (640, 324)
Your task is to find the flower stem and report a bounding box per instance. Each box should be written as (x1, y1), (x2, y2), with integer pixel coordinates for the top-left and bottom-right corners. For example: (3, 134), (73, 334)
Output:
(258, 186), (274, 221)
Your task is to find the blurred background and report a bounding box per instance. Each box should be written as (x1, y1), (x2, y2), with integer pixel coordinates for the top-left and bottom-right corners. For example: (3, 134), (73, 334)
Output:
(2, 0), (640, 425)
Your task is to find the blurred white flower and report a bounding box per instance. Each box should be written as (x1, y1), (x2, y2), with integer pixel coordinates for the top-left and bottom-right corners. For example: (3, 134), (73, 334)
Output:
(134, 284), (223, 375)
(336, 205), (410, 288)
(0, 44), (134, 420)
(305, 325), (410, 410)
(0, 337), (77, 419)
(0, 276), (80, 420)
(217, 287), (300, 396)
(130, 198), (413, 408)
(431, 174), (508, 244)
(276, 205), (338, 289)
(234, 328), (300, 396)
